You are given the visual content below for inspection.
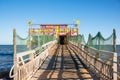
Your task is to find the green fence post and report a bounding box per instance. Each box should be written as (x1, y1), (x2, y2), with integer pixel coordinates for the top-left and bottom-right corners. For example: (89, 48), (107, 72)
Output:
(98, 32), (100, 58)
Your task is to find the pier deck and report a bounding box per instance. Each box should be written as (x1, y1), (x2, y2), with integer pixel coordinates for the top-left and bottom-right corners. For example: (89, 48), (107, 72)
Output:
(31, 44), (98, 80)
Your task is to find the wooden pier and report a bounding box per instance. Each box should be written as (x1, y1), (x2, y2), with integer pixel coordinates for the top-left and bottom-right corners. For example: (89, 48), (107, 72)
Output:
(9, 28), (119, 80)
(31, 44), (98, 80)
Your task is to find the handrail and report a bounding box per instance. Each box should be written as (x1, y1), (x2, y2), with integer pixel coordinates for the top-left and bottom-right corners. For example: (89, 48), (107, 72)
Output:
(86, 45), (114, 54)
(70, 41), (113, 79)
(9, 65), (16, 78)
(16, 41), (55, 57)
(17, 50), (35, 57)
(70, 41), (120, 80)
(9, 63), (29, 78)
(71, 41), (114, 62)
(10, 40), (57, 80)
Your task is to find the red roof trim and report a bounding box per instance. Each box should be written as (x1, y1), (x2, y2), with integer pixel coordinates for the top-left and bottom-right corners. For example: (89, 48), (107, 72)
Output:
(40, 24), (68, 26)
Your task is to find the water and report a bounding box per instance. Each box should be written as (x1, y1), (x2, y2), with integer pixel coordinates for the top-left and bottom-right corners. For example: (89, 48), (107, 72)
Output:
(0, 45), (13, 79)
(117, 45), (120, 56)
(91, 45), (120, 56)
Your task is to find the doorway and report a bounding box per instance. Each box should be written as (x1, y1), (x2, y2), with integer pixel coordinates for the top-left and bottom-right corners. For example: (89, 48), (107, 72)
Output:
(59, 36), (67, 45)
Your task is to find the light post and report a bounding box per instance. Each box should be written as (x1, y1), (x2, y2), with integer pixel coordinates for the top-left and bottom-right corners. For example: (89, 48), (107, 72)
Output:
(28, 21), (32, 50)
(75, 20), (80, 53)
(76, 20), (80, 41)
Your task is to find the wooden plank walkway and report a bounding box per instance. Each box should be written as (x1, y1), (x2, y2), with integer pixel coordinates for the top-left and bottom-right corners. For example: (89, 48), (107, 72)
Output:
(31, 43), (98, 80)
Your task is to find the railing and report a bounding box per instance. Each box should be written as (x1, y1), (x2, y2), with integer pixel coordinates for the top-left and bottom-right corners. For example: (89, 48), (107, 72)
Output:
(70, 41), (117, 80)
(10, 40), (57, 80)
(118, 58), (120, 79)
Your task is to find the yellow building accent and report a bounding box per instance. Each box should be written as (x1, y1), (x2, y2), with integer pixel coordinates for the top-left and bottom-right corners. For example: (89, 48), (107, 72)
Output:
(28, 21), (32, 26)
(76, 20), (80, 25)
(56, 26), (60, 39)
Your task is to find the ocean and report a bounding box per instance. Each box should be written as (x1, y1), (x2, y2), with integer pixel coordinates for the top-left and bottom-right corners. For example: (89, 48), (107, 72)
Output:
(0, 45), (13, 79)
(118, 45), (120, 56)
(0, 45), (120, 79)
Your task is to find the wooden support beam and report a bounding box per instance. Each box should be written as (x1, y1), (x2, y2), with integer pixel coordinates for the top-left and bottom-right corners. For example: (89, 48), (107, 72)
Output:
(113, 29), (117, 80)
(13, 28), (17, 80)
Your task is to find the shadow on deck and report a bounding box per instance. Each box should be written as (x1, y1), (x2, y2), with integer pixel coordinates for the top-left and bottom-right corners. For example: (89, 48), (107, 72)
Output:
(31, 44), (98, 80)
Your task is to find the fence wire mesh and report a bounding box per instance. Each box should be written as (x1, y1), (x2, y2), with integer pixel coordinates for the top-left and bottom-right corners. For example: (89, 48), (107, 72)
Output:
(16, 33), (55, 53)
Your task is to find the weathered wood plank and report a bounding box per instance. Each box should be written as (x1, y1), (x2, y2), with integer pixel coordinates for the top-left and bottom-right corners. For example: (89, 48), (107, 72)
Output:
(31, 44), (98, 80)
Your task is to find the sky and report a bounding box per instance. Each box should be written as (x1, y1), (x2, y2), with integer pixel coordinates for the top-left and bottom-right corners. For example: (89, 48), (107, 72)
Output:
(0, 0), (120, 44)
